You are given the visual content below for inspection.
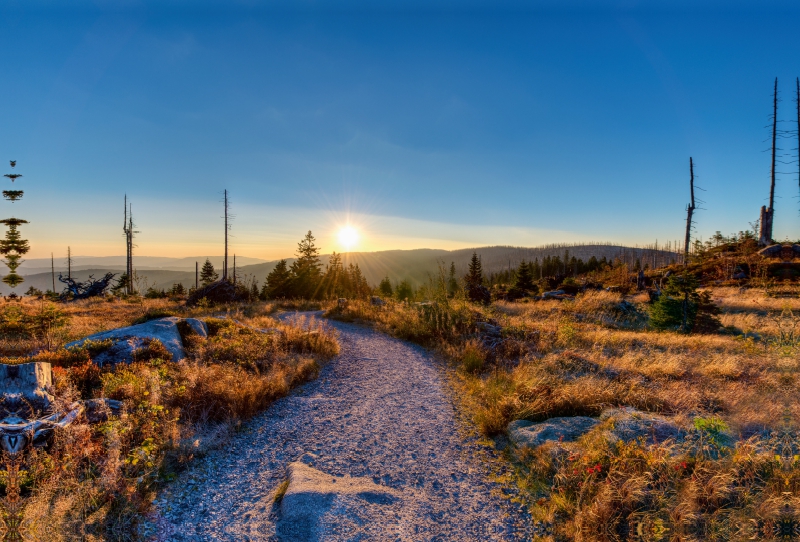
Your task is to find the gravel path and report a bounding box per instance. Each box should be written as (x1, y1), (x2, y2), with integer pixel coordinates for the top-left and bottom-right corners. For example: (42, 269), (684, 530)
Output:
(146, 312), (531, 541)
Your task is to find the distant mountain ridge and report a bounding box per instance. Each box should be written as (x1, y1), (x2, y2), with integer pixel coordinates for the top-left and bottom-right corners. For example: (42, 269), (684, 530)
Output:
(2, 244), (678, 295)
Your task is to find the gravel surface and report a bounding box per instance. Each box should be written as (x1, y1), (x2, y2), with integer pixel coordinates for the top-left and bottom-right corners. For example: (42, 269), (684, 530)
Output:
(145, 312), (531, 541)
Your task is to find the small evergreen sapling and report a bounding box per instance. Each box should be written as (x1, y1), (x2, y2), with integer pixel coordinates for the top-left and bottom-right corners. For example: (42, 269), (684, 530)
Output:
(200, 259), (219, 286)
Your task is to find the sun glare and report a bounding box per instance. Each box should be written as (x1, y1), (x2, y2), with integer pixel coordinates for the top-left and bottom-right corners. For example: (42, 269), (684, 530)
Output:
(338, 226), (359, 250)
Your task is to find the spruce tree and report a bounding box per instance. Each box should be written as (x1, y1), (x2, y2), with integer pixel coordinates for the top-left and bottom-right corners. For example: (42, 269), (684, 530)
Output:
(466, 252), (483, 287)
(347, 263), (370, 299)
(290, 231), (323, 299)
(465, 252), (490, 304)
(447, 261), (458, 297)
(199, 259), (218, 286)
(264, 259), (292, 299)
(0, 161), (28, 289)
(395, 279), (414, 302)
(378, 276), (393, 297)
(322, 252), (344, 299)
(514, 259), (535, 293)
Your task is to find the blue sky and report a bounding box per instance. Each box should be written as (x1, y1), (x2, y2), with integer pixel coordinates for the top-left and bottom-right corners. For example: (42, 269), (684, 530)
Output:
(1, 1), (799, 259)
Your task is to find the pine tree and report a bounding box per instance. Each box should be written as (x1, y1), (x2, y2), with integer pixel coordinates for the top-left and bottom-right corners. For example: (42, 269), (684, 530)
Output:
(466, 252), (483, 287)
(378, 276), (393, 297)
(322, 252), (344, 299)
(290, 231), (323, 299)
(514, 259), (535, 293)
(0, 161), (28, 289)
(250, 281), (259, 300)
(465, 252), (490, 304)
(447, 262), (458, 297)
(395, 279), (414, 302)
(200, 259), (218, 286)
(264, 259), (292, 299)
(347, 263), (370, 299)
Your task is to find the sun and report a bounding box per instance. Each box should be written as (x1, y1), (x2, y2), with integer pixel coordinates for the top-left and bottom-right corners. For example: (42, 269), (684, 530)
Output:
(338, 226), (359, 250)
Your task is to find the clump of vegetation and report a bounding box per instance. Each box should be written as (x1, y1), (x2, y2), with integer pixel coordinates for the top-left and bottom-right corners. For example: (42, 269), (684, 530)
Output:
(0, 299), (338, 539)
(650, 273), (721, 333)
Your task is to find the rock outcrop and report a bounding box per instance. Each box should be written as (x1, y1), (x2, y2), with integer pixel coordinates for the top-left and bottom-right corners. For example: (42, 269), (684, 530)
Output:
(508, 417), (599, 449)
(600, 407), (686, 445)
(508, 408), (687, 450)
(66, 316), (208, 366)
(187, 279), (236, 306)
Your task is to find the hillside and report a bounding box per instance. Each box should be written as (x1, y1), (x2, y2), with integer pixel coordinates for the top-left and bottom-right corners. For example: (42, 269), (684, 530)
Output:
(3, 244), (678, 295)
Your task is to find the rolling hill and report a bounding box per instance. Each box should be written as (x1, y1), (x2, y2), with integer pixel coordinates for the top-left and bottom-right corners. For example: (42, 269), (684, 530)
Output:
(0, 244), (678, 295)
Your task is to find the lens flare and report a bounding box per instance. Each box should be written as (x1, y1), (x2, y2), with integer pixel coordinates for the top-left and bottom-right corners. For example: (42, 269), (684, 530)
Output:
(338, 226), (359, 250)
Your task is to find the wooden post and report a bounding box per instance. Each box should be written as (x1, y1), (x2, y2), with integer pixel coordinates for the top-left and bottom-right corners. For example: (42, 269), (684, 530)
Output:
(196, 261), (199, 290)
(233, 254), (236, 285)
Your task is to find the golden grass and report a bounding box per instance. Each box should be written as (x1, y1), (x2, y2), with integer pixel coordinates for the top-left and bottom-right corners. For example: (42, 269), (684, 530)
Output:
(0, 298), (339, 540)
(329, 288), (798, 539)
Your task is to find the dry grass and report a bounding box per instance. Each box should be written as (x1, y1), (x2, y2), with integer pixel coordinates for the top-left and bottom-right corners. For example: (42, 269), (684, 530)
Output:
(0, 298), (338, 540)
(329, 288), (798, 539)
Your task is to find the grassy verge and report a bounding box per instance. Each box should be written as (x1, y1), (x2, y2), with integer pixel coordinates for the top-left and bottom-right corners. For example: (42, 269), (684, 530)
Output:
(326, 289), (798, 540)
(0, 299), (338, 540)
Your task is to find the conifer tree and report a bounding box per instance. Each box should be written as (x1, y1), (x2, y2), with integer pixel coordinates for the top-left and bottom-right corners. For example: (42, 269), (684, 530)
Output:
(514, 259), (535, 293)
(466, 252), (483, 287)
(347, 263), (370, 299)
(465, 252), (490, 304)
(290, 231), (322, 299)
(378, 276), (393, 297)
(322, 252), (344, 299)
(199, 259), (218, 286)
(395, 279), (414, 302)
(447, 261), (458, 297)
(263, 259), (292, 299)
(0, 161), (28, 289)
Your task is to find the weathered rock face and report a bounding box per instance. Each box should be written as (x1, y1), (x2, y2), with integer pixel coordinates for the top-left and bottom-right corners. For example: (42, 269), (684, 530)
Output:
(187, 279), (236, 306)
(65, 317), (188, 366)
(508, 417), (600, 449)
(600, 407), (686, 445)
(183, 317), (209, 339)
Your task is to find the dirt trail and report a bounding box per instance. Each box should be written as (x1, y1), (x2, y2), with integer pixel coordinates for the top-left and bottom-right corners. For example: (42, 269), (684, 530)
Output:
(147, 313), (531, 541)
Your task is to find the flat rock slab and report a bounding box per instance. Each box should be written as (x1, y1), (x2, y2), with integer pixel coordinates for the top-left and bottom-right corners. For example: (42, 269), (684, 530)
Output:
(508, 417), (599, 449)
(601, 407), (686, 444)
(66, 317), (189, 366)
(146, 312), (531, 541)
(276, 459), (402, 541)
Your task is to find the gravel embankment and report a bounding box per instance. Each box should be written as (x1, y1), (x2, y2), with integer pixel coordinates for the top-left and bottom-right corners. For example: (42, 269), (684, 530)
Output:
(146, 312), (531, 541)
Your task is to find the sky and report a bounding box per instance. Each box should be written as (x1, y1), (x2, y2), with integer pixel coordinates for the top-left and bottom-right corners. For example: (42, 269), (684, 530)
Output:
(1, 0), (800, 260)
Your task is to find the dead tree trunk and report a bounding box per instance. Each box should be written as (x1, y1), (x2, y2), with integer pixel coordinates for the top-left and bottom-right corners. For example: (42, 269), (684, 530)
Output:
(223, 189), (229, 281)
(760, 78), (778, 246)
(682, 157), (696, 333)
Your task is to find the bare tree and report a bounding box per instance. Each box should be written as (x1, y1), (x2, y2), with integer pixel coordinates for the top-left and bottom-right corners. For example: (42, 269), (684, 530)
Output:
(759, 78), (778, 246)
